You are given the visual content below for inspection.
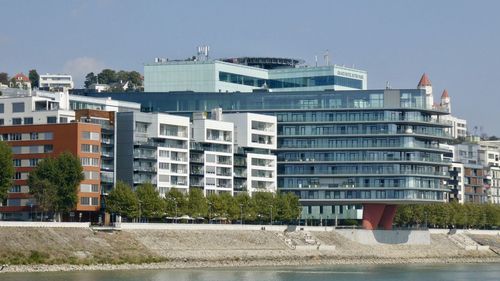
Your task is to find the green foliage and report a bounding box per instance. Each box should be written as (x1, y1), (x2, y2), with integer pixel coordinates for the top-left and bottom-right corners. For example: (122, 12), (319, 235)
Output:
(28, 69), (39, 89)
(136, 182), (165, 219)
(0, 72), (8, 85)
(186, 188), (208, 217)
(85, 69), (143, 90)
(394, 203), (500, 228)
(106, 181), (139, 218)
(165, 189), (187, 217)
(84, 72), (97, 88)
(28, 152), (84, 217)
(0, 140), (15, 203)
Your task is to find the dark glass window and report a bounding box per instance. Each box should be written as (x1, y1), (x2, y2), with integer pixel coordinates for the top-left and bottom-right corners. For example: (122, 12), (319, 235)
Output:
(47, 116), (57, 123)
(24, 117), (33, 124)
(12, 102), (24, 113)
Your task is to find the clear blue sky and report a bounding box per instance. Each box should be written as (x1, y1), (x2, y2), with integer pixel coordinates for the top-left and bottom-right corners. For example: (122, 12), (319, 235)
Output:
(1, 0), (499, 135)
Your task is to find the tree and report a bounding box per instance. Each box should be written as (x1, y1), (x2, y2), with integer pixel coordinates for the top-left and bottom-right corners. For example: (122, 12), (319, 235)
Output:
(165, 189), (187, 217)
(187, 188), (207, 217)
(28, 152), (84, 221)
(29, 178), (57, 218)
(0, 141), (15, 204)
(28, 69), (39, 89)
(106, 181), (139, 219)
(84, 72), (97, 89)
(276, 192), (301, 223)
(97, 69), (117, 85)
(252, 192), (275, 222)
(136, 182), (165, 220)
(0, 72), (8, 85)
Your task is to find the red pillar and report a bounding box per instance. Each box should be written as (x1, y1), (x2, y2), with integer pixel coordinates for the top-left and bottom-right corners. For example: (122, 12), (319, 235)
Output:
(361, 204), (385, 230)
(379, 205), (397, 230)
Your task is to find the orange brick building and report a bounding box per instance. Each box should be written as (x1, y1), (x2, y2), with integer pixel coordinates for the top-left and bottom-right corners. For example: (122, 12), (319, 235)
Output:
(0, 122), (101, 221)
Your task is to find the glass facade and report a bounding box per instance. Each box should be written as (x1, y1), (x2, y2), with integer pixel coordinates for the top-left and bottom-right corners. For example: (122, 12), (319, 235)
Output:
(219, 72), (363, 89)
(80, 89), (452, 218)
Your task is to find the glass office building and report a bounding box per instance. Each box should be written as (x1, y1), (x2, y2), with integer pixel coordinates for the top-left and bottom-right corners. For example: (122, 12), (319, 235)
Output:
(144, 58), (367, 92)
(79, 89), (451, 229)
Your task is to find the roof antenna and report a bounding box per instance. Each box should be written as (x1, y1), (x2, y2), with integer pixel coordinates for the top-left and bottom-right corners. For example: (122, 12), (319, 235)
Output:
(324, 49), (330, 66)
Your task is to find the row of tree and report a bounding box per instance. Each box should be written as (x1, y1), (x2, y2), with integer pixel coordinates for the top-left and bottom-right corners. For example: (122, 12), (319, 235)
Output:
(107, 181), (302, 223)
(84, 69), (142, 90)
(394, 202), (500, 228)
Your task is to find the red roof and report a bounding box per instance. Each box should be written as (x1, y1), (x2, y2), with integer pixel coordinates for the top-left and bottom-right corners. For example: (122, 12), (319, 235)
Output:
(441, 89), (449, 98)
(417, 73), (431, 87)
(13, 73), (30, 82)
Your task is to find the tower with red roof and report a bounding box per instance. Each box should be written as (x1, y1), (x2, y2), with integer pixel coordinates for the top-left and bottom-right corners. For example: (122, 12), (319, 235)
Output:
(441, 89), (451, 113)
(417, 73), (433, 109)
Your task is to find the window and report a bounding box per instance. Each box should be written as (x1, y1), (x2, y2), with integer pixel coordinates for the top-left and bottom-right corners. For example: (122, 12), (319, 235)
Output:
(159, 150), (169, 157)
(14, 172), (22, 179)
(0, 103), (4, 113)
(81, 157), (99, 167)
(80, 197), (90, 205)
(81, 144), (99, 153)
(82, 131), (100, 140)
(159, 162), (169, 170)
(47, 116), (57, 123)
(13, 159), (21, 167)
(24, 117), (33, 124)
(29, 159), (39, 166)
(91, 197), (99, 206)
(44, 145), (53, 153)
(10, 186), (21, 193)
(12, 118), (22, 125)
(0, 119), (3, 125)
(80, 184), (99, 193)
(12, 102), (25, 113)
(84, 171), (99, 180)
(30, 132), (38, 140)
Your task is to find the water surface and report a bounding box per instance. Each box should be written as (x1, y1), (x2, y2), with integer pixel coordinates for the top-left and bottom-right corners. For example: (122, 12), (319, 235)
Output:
(2, 263), (499, 281)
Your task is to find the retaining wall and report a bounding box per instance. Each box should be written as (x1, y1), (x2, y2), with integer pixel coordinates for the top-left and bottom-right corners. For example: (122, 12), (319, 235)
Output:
(0, 221), (90, 228)
(335, 229), (431, 245)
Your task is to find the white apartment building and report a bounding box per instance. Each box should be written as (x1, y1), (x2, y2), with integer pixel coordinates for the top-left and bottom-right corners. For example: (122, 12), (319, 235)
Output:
(441, 114), (467, 139)
(478, 141), (500, 204)
(190, 109), (234, 195)
(0, 93), (75, 126)
(116, 112), (190, 196)
(39, 74), (74, 91)
(224, 112), (277, 195)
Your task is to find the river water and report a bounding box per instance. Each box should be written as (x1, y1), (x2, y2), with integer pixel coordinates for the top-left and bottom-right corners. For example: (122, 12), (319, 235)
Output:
(1, 263), (499, 281)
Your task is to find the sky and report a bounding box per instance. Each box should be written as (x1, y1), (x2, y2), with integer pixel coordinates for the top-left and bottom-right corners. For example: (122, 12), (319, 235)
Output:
(1, 0), (499, 135)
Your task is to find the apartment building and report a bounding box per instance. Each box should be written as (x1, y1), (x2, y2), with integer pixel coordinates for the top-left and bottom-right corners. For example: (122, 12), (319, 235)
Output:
(190, 109), (234, 195)
(0, 122), (101, 220)
(116, 112), (190, 196)
(223, 112), (277, 196)
(39, 74), (74, 92)
(0, 93), (74, 126)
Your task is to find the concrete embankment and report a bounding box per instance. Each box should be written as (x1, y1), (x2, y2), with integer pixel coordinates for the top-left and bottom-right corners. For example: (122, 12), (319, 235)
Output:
(0, 223), (499, 273)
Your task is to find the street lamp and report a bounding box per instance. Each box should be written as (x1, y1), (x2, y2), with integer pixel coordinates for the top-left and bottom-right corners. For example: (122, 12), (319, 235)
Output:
(172, 198), (178, 224)
(208, 202), (213, 224)
(138, 200), (142, 223)
(239, 203), (244, 225)
(270, 205), (273, 225)
(29, 202), (33, 221)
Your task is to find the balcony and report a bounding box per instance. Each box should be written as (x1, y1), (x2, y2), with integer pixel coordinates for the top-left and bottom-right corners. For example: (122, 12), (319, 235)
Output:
(190, 155), (204, 163)
(133, 164), (157, 173)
